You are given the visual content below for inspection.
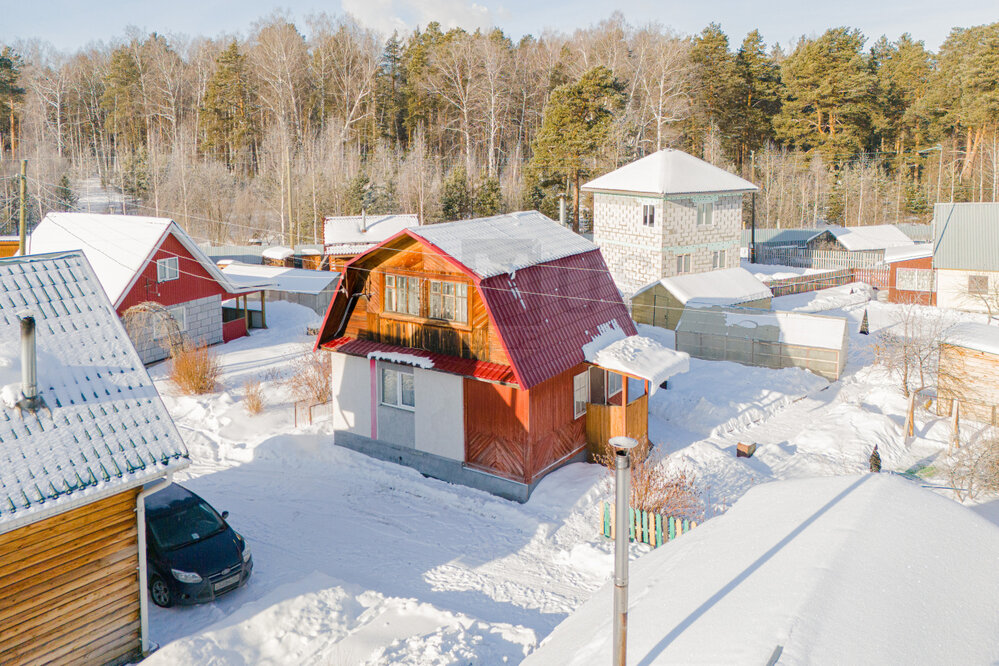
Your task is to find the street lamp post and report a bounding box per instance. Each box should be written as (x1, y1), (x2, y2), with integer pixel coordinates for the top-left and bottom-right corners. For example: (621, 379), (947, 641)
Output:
(610, 436), (639, 666)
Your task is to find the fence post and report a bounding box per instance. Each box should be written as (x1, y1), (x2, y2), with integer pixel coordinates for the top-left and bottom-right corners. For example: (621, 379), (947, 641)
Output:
(629, 507), (635, 541)
(656, 513), (663, 547)
(603, 501), (611, 538)
(668, 516), (675, 541)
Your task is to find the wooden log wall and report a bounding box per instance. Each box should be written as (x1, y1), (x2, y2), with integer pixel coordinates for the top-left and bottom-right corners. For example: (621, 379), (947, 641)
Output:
(0, 489), (141, 666)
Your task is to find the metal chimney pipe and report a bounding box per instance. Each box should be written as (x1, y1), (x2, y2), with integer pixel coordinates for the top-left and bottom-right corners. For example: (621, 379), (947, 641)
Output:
(559, 194), (567, 227)
(362, 208), (367, 233)
(21, 315), (37, 403)
(609, 438), (637, 666)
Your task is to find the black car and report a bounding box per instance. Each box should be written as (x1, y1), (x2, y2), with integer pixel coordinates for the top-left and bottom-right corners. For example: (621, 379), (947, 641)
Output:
(145, 483), (253, 607)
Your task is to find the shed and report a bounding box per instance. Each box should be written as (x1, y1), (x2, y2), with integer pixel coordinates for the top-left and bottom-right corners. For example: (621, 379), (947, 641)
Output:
(938, 322), (999, 425)
(632, 267), (773, 330)
(324, 213), (419, 271)
(675, 306), (849, 380)
(0, 235), (19, 258)
(883, 244), (934, 305)
(0, 251), (189, 664)
(261, 246), (294, 267)
(221, 262), (340, 316)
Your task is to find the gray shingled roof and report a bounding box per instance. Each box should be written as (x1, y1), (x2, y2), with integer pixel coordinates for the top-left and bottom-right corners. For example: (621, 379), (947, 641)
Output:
(0, 251), (189, 534)
(409, 211), (596, 278)
(933, 203), (999, 271)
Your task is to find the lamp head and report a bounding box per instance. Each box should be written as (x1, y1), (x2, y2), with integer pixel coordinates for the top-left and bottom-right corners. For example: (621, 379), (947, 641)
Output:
(609, 436), (639, 451)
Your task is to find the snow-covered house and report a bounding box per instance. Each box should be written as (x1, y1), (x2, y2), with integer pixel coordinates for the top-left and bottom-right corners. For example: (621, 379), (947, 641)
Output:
(817, 224), (915, 254)
(220, 262), (340, 317)
(675, 306), (849, 380)
(938, 322), (999, 425)
(632, 267), (773, 330)
(526, 475), (999, 665)
(261, 246), (295, 267)
(0, 251), (189, 664)
(582, 149), (758, 295)
(27, 213), (270, 363)
(323, 213), (419, 271)
(314, 211), (688, 502)
(883, 244), (934, 305)
(933, 202), (999, 313)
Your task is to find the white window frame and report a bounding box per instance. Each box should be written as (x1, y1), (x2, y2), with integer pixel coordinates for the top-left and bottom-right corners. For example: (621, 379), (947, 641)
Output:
(712, 249), (726, 270)
(676, 253), (691, 275)
(156, 256), (179, 282)
(573, 371), (589, 419)
(607, 371), (623, 398)
(384, 274), (421, 316)
(696, 202), (714, 227)
(642, 204), (655, 227)
(897, 267), (934, 292)
(429, 280), (468, 323)
(380, 365), (415, 411)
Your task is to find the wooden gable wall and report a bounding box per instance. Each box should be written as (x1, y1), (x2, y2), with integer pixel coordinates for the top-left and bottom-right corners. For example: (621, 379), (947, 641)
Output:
(118, 232), (229, 312)
(344, 235), (509, 366)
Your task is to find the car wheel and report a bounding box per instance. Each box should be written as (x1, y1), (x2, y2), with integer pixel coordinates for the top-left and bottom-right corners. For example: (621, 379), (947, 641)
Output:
(150, 575), (173, 608)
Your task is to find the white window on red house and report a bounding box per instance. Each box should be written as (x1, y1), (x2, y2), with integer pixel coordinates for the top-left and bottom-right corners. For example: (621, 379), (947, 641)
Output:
(642, 204), (655, 227)
(156, 257), (179, 282)
(429, 280), (468, 323)
(897, 268), (934, 292)
(573, 371), (589, 418)
(381, 365), (415, 410)
(384, 274), (421, 316)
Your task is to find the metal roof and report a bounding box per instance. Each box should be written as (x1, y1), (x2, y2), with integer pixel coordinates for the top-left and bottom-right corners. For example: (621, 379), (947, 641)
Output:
(582, 149), (758, 196)
(933, 202), (999, 271)
(0, 251), (189, 533)
(324, 214), (419, 246)
(743, 228), (826, 247)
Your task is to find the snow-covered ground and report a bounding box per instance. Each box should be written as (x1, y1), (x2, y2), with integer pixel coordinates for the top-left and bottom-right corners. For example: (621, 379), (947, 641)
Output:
(144, 287), (991, 663)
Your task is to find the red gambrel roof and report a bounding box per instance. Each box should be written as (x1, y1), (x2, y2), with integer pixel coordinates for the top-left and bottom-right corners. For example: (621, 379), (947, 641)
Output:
(480, 249), (635, 389)
(322, 336), (518, 385)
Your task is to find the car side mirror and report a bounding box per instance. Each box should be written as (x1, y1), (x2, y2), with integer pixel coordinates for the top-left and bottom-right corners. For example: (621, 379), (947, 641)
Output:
(221, 510), (229, 520)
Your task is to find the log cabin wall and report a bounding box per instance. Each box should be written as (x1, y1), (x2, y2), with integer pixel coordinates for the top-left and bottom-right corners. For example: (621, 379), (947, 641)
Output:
(344, 236), (509, 365)
(526, 364), (588, 482)
(0, 489), (142, 666)
(464, 378), (531, 482)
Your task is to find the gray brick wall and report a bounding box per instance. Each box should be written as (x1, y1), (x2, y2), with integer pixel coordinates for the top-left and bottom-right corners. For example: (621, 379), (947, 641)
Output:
(130, 294), (223, 365)
(593, 192), (743, 294)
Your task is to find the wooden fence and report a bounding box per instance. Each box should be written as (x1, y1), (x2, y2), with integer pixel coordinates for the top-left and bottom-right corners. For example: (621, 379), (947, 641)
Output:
(762, 269), (855, 297)
(600, 501), (698, 548)
(756, 246), (884, 270)
(853, 267), (890, 289)
(294, 399), (334, 427)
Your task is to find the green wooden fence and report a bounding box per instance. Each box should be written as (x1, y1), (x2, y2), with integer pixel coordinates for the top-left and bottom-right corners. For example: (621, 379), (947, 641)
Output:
(601, 501), (698, 548)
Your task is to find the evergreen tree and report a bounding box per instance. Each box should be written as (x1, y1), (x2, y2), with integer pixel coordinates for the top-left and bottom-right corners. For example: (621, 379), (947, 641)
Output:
(530, 66), (626, 232)
(102, 44), (144, 151)
(690, 24), (740, 159)
(473, 177), (502, 217)
(374, 34), (406, 146)
(441, 166), (472, 220)
(733, 30), (783, 165)
(0, 47), (24, 157)
(55, 174), (77, 211)
(200, 41), (258, 171)
(344, 173), (371, 215)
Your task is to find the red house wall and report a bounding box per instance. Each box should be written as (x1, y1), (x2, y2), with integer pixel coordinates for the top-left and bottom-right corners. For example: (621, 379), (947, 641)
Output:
(527, 363), (587, 483)
(888, 256), (935, 305)
(116, 232), (230, 313)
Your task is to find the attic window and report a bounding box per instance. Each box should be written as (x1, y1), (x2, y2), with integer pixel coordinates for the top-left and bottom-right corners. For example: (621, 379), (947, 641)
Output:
(642, 204), (655, 227)
(156, 257), (179, 282)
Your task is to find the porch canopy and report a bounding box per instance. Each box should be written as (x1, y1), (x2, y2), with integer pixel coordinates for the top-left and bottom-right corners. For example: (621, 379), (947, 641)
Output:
(582, 322), (690, 392)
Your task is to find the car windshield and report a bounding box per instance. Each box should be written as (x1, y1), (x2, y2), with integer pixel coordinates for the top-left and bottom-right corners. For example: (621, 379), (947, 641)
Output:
(148, 501), (226, 550)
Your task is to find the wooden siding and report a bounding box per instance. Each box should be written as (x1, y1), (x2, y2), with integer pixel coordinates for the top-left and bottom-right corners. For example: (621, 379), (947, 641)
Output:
(0, 239), (19, 258)
(585, 393), (649, 456)
(938, 344), (999, 424)
(118, 232), (229, 312)
(464, 378), (530, 482)
(526, 364), (588, 482)
(888, 256), (935, 305)
(0, 489), (141, 666)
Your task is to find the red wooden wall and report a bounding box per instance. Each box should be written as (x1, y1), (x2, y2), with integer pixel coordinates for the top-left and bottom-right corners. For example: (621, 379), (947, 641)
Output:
(526, 364), (587, 483)
(888, 256), (935, 305)
(117, 232), (230, 313)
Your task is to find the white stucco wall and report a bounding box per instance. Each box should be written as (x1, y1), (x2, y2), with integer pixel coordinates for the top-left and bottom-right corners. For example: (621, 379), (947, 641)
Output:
(413, 368), (465, 461)
(330, 352), (371, 437)
(936, 269), (999, 313)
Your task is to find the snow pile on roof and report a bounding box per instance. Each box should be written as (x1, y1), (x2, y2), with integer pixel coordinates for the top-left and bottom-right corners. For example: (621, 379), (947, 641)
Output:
(720, 309), (847, 349)
(637, 267), (773, 305)
(262, 246), (294, 260)
(324, 214), (419, 254)
(945, 322), (999, 355)
(882, 243), (932, 263)
(581, 149), (758, 196)
(582, 321), (689, 389)
(221, 262), (337, 295)
(367, 350), (435, 369)
(527, 474), (999, 665)
(0, 251), (189, 533)
(410, 211), (596, 278)
(822, 224), (915, 251)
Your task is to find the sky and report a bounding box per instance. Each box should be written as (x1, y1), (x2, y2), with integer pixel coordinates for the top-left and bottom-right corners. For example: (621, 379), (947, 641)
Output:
(2, 0), (996, 53)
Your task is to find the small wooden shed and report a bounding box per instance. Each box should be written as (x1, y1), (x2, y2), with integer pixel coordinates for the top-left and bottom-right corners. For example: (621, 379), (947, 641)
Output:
(675, 306), (849, 381)
(884, 244), (935, 305)
(938, 323), (999, 425)
(261, 246), (295, 267)
(632, 267), (773, 330)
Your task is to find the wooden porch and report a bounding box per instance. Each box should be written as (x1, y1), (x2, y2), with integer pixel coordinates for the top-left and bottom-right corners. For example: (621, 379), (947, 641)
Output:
(584, 391), (649, 457)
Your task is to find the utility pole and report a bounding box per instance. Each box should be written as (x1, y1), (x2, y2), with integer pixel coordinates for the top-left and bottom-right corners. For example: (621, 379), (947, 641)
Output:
(18, 159), (27, 255)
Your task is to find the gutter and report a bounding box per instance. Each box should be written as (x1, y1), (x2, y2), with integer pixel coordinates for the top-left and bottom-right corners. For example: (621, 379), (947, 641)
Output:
(136, 472), (174, 656)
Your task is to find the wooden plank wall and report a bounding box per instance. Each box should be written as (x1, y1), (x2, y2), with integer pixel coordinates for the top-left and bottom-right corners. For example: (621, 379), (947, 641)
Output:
(526, 364), (588, 482)
(0, 489), (141, 666)
(938, 344), (999, 424)
(464, 378), (530, 482)
(585, 394), (649, 457)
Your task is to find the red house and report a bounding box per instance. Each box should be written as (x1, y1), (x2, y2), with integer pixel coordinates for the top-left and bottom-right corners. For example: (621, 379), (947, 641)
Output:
(28, 213), (269, 363)
(314, 211), (688, 501)
(884, 244), (935, 305)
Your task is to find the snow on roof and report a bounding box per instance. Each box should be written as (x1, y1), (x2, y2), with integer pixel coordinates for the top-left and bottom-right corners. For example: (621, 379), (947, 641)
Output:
(636, 267), (773, 305)
(581, 149), (758, 196)
(526, 474), (999, 665)
(0, 251), (189, 534)
(366, 350), (434, 369)
(822, 224), (915, 251)
(678, 306), (848, 350)
(944, 322), (999, 355)
(27, 212), (260, 302)
(882, 243), (933, 263)
(261, 246), (294, 260)
(409, 211), (596, 278)
(324, 214), (419, 252)
(220, 262), (337, 295)
(581, 320), (689, 390)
